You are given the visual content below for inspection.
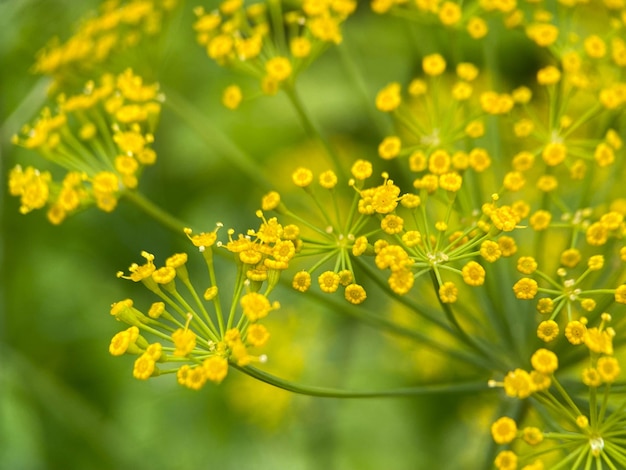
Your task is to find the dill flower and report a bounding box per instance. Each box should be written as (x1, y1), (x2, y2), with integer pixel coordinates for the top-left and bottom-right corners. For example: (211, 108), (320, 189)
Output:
(193, 0), (357, 94)
(260, 165), (379, 303)
(491, 316), (626, 469)
(10, 70), (162, 223)
(33, 0), (179, 86)
(110, 218), (291, 389)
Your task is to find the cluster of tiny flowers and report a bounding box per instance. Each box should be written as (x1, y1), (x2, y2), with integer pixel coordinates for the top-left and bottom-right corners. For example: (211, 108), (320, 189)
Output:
(9, 69), (162, 224)
(8, 0), (626, 465)
(33, 0), (178, 85)
(491, 314), (625, 470)
(374, 63), (529, 302)
(375, 57), (493, 163)
(193, 0), (356, 105)
(369, 0), (518, 38)
(260, 162), (375, 304)
(223, 209), (300, 286)
(512, 238), (626, 328)
(110, 219), (290, 389)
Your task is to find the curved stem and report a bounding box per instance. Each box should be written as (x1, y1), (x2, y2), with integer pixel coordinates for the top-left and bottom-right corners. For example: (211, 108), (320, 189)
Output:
(234, 364), (491, 398)
(121, 189), (188, 234)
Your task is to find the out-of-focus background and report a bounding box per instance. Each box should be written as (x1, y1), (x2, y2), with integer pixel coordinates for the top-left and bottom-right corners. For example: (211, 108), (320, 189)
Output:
(0, 1), (513, 468)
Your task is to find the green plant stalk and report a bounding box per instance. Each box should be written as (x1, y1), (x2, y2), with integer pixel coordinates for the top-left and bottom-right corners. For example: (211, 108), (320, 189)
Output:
(162, 86), (273, 191)
(122, 189), (188, 234)
(283, 84), (347, 179)
(235, 364), (491, 398)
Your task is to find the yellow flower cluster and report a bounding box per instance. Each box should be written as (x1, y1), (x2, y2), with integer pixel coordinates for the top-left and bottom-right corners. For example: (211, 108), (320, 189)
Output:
(511, 212), (626, 324)
(33, 0), (178, 84)
(370, 0), (519, 38)
(110, 221), (282, 390)
(193, 0), (356, 97)
(492, 314), (624, 469)
(224, 210), (300, 285)
(9, 69), (162, 223)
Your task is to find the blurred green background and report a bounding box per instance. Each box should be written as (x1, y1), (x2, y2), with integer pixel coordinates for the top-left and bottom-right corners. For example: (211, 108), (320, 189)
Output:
(0, 1), (503, 469)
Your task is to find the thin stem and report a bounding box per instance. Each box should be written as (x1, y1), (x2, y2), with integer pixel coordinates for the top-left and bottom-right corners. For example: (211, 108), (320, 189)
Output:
(121, 189), (187, 234)
(162, 86), (273, 191)
(234, 364), (491, 398)
(283, 84), (346, 179)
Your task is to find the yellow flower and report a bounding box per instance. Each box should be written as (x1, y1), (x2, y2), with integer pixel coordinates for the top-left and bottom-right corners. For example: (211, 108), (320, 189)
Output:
(584, 34), (607, 59)
(222, 84), (243, 110)
(517, 256), (537, 275)
(522, 427), (544, 446)
(461, 261), (485, 286)
(513, 278), (538, 300)
(344, 284), (367, 304)
(203, 356), (228, 384)
(292, 167), (314, 187)
(597, 357), (620, 383)
(537, 65), (561, 85)
(565, 321), (587, 344)
(438, 2), (461, 26)
(292, 271), (312, 292)
(537, 320), (559, 342)
(526, 23), (559, 47)
(351, 159), (373, 180)
(378, 136), (402, 159)
(529, 210), (551, 231)
(265, 57), (292, 81)
(240, 292), (274, 322)
(376, 82), (402, 112)
(246, 324), (270, 347)
(494, 450), (517, 470)
(438, 281), (458, 303)
(381, 214), (404, 234)
(467, 17), (488, 39)
(133, 353), (156, 380)
(541, 142), (567, 166)
(290, 37), (312, 58)
(318, 271), (340, 293)
(503, 369), (533, 398)
(422, 53), (446, 76)
(480, 240), (501, 262)
(491, 417), (518, 444)
(172, 328), (197, 357)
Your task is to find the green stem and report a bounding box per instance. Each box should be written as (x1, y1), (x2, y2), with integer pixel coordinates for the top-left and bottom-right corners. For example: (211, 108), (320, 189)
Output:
(234, 364), (491, 398)
(121, 189), (188, 234)
(162, 86), (273, 191)
(283, 84), (346, 178)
